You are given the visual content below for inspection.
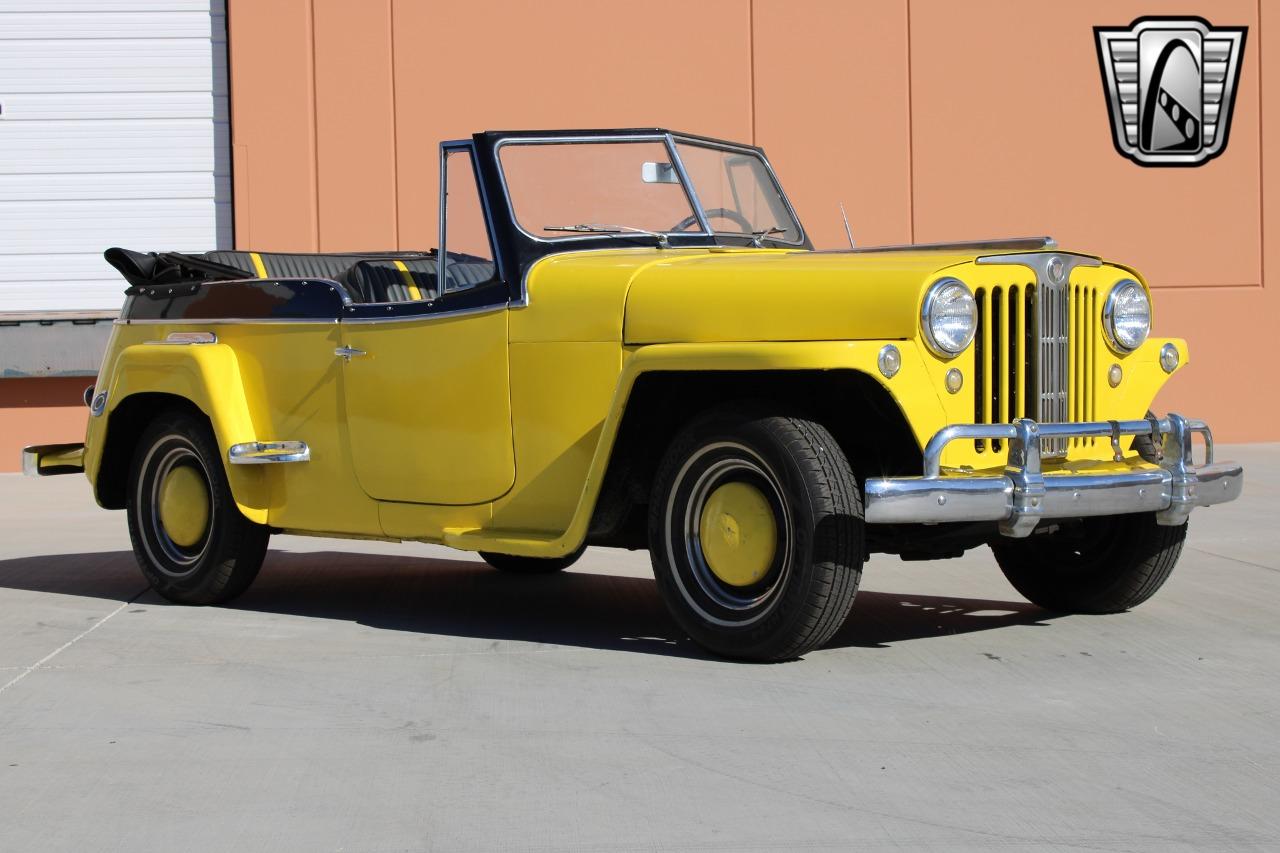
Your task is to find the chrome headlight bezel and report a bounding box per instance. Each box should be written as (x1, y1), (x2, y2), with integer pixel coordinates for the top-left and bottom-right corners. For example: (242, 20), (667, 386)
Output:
(921, 277), (977, 358)
(1102, 278), (1151, 353)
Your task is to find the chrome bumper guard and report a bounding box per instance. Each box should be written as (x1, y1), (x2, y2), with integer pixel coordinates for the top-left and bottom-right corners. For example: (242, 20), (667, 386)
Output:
(864, 413), (1243, 537)
(227, 440), (310, 465)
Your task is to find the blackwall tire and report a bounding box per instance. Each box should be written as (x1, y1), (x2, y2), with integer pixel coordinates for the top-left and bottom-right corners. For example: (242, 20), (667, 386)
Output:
(991, 513), (1187, 614)
(480, 549), (583, 574)
(648, 409), (863, 661)
(126, 410), (269, 605)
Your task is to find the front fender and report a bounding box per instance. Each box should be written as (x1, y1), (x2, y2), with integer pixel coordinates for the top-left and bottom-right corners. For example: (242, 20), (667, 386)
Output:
(87, 342), (269, 523)
(446, 339), (943, 558)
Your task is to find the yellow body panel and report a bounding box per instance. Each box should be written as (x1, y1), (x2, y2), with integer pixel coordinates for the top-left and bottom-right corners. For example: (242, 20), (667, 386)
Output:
(83, 246), (1182, 558)
(88, 337), (271, 523)
(444, 339), (946, 556)
(488, 341), (622, 532)
(511, 248), (714, 343)
(623, 248), (976, 344)
(340, 308), (515, 505)
(86, 323), (381, 534)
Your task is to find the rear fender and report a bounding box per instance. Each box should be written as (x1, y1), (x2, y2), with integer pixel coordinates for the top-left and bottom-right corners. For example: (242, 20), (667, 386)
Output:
(87, 342), (269, 522)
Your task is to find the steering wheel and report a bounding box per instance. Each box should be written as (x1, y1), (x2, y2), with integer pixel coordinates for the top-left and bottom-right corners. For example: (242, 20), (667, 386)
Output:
(670, 207), (756, 234)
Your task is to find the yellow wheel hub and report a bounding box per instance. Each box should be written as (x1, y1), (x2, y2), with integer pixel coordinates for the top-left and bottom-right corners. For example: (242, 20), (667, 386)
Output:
(698, 481), (777, 587)
(158, 464), (210, 548)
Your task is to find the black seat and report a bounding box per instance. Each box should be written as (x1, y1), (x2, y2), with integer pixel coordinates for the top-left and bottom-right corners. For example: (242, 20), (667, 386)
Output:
(344, 259), (440, 303)
(445, 260), (497, 290)
(160, 249), (493, 305)
(203, 251), (368, 280)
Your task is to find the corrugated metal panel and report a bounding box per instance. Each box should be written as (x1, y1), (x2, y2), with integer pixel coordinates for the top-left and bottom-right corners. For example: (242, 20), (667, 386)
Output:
(0, 2), (230, 315)
(0, 320), (114, 378)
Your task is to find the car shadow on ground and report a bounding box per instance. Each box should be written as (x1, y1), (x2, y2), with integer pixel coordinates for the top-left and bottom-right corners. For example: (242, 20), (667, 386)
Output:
(0, 549), (1059, 660)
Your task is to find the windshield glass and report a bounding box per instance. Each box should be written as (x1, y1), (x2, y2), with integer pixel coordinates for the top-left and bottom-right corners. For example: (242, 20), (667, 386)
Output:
(672, 142), (802, 243)
(497, 137), (801, 244)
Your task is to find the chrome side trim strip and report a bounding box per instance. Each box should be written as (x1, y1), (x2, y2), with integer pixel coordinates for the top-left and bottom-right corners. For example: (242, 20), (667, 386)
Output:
(147, 331), (218, 345)
(227, 441), (310, 465)
(864, 413), (1242, 536)
(339, 301), (509, 325)
(118, 318), (337, 326)
(118, 302), (509, 327)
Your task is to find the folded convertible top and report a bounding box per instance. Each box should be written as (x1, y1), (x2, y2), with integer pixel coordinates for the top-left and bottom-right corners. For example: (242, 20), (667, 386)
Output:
(103, 247), (436, 289)
(104, 247), (499, 307)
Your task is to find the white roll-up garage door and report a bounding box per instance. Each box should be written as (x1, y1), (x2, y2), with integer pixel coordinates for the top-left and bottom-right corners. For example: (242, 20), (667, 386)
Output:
(0, 0), (231, 315)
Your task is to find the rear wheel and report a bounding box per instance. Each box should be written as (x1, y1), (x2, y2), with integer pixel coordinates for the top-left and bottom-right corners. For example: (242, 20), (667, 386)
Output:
(480, 548), (583, 574)
(990, 513), (1186, 613)
(648, 409), (863, 661)
(126, 410), (269, 605)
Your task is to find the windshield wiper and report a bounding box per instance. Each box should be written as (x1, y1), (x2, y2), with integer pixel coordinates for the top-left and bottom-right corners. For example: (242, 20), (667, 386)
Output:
(544, 223), (670, 248)
(750, 226), (786, 247)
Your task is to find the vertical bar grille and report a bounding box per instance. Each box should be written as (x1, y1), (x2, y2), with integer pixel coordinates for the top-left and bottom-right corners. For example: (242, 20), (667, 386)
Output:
(972, 280), (1093, 457)
(1070, 284), (1100, 447)
(1039, 281), (1069, 457)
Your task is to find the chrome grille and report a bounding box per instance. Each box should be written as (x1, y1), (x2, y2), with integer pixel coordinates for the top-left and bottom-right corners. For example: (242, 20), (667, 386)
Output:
(972, 279), (1096, 458)
(1070, 283), (1101, 448)
(1039, 281), (1069, 457)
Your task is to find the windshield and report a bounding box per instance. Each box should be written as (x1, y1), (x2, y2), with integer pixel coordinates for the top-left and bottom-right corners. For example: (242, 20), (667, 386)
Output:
(497, 137), (802, 244)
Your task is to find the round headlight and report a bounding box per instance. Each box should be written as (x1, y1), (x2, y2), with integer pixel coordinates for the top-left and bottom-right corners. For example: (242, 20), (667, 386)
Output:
(1103, 279), (1151, 352)
(922, 278), (977, 357)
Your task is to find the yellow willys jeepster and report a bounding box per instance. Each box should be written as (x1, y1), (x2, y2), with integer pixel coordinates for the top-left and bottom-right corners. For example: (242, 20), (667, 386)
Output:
(25, 129), (1243, 661)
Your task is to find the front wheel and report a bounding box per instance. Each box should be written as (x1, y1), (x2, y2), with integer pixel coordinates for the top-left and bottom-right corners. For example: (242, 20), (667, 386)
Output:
(990, 513), (1187, 613)
(648, 409), (864, 661)
(126, 409), (269, 605)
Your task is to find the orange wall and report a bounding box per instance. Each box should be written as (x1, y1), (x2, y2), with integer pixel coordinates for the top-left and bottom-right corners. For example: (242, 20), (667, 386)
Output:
(0, 378), (91, 473)
(226, 0), (1278, 440)
(3, 0), (1271, 475)
(9, 0), (1267, 474)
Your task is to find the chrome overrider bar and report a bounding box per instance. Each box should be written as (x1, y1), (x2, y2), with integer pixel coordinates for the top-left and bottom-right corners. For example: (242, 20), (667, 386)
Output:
(864, 413), (1243, 537)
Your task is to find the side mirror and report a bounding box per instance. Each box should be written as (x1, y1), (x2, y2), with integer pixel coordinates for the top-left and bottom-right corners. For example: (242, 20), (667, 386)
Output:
(641, 161), (679, 184)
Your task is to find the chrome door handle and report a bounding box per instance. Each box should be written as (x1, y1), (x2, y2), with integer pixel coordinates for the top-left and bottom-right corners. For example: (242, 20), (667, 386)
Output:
(335, 346), (367, 361)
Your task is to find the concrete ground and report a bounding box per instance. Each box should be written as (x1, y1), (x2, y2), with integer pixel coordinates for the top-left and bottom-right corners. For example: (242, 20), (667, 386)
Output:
(1, 446), (1277, 853)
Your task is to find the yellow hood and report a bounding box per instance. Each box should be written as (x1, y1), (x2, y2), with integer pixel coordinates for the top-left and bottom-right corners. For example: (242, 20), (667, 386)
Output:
(620, 247), (979, 344)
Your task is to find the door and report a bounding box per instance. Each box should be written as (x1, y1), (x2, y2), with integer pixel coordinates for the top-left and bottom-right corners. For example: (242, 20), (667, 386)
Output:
(339, 144), (515, 505)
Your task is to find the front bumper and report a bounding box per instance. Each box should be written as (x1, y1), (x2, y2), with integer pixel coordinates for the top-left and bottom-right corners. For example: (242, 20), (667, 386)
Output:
(864, 413), (1242, 537)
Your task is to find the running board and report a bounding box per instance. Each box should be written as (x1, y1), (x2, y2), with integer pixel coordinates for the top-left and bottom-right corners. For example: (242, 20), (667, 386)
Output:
(442, 527), (572, 558)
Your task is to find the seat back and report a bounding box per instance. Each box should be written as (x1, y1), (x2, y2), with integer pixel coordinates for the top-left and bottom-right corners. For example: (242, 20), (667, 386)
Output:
(345, 259), (440, 303)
